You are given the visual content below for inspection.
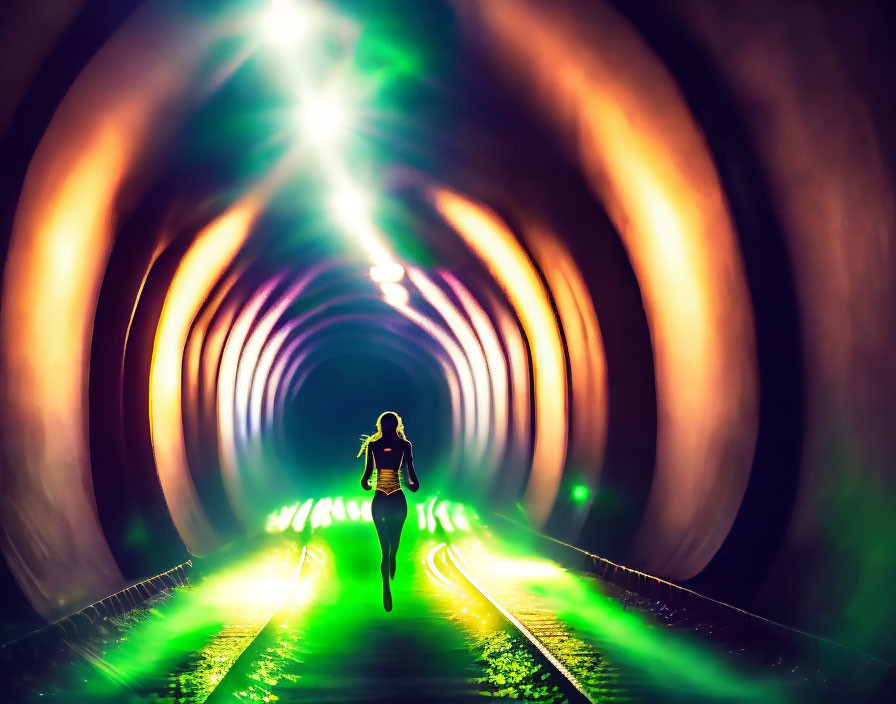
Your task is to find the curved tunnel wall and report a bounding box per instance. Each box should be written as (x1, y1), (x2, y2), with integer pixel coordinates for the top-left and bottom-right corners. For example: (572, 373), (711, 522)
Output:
(0, 0), (895, 661)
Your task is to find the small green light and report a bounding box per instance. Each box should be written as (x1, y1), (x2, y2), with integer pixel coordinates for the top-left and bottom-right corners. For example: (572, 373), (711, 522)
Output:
(571, 484), (590, 503)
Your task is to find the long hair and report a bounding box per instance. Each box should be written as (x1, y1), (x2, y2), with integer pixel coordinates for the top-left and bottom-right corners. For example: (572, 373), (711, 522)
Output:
(357, 411), (406, 457)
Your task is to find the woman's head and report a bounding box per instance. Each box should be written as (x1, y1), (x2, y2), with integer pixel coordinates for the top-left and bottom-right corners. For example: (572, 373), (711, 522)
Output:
(378, 411), (401, 436)
(357, 411), (406, 456)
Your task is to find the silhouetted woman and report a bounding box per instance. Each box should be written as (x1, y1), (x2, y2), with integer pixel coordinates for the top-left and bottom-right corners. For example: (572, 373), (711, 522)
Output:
(359, 411), (419, 612)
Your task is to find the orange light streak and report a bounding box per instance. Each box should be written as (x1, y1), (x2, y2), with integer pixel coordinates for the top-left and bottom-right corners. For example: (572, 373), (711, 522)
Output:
(461, 0), (758, 576)
(199, 283), (244, 443)
(433, 189), (567, 527)
(150, 198), (260, 555)
(495, 299), (532, 488)
(527, 226), (607, 488)
(0, 6), (207, 613)
(184, 270), (241, 468)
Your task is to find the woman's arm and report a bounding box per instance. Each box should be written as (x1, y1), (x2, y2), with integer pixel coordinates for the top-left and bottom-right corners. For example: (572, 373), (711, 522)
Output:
(404, 440), (420, 492)
(361, 444), (374, 491)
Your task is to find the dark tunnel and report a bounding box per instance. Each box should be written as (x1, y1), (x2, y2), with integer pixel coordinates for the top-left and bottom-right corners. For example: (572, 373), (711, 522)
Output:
(1, 0), (895, 700)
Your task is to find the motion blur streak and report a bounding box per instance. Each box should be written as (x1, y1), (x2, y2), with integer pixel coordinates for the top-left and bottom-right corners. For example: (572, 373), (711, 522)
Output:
(493, 295), (532, 499)
(214, 272), (279, 528)
(197, 272), (245, 460)
(246, 274), (316, 441)
(407, 268), (491, 475)
(434, 189), (567, 527)
(444, 273), (509, 477)
(265, 329), (305, 436)
(151, 198), (261, 555)
(183, 270), (241, 480)
(457, 0), (758, 577)
(387, 280), (479, 477)
(526, 225), (607, 497)
(0, 5), (207, 615)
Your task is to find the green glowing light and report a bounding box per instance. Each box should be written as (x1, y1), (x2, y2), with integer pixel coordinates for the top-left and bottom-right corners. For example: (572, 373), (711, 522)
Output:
(488, 557), (566, 581)
(571, 484), (590, 503)
(40, 519), (790, 703)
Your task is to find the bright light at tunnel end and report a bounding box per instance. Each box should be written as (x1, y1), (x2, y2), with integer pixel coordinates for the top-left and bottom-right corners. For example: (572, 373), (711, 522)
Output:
(331, 184), (372, 229)
(261, 0), (318, 50)
(370, 261), (405, 283)
(295, 91), (353, 149)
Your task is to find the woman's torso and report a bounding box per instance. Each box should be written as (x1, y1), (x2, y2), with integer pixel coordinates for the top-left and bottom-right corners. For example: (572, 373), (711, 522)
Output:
(372, 437), (406, 495)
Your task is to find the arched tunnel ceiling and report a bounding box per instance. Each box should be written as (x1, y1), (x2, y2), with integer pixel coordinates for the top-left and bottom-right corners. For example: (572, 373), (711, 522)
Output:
(1, 0), (895, 662)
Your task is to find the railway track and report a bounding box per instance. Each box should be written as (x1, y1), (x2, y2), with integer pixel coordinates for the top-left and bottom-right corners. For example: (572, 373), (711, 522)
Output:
(200, 534), (607, 703)
(17, 522), (820, 703)
(427, 540), (603, 704)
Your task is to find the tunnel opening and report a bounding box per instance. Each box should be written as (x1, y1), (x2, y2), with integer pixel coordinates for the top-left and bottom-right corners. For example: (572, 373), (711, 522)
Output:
(281, 343), (449, 495)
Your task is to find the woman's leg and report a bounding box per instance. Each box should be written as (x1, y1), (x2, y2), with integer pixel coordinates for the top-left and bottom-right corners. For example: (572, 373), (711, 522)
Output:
(386, 491), (408, 580)
(371, 491), (393, 611)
